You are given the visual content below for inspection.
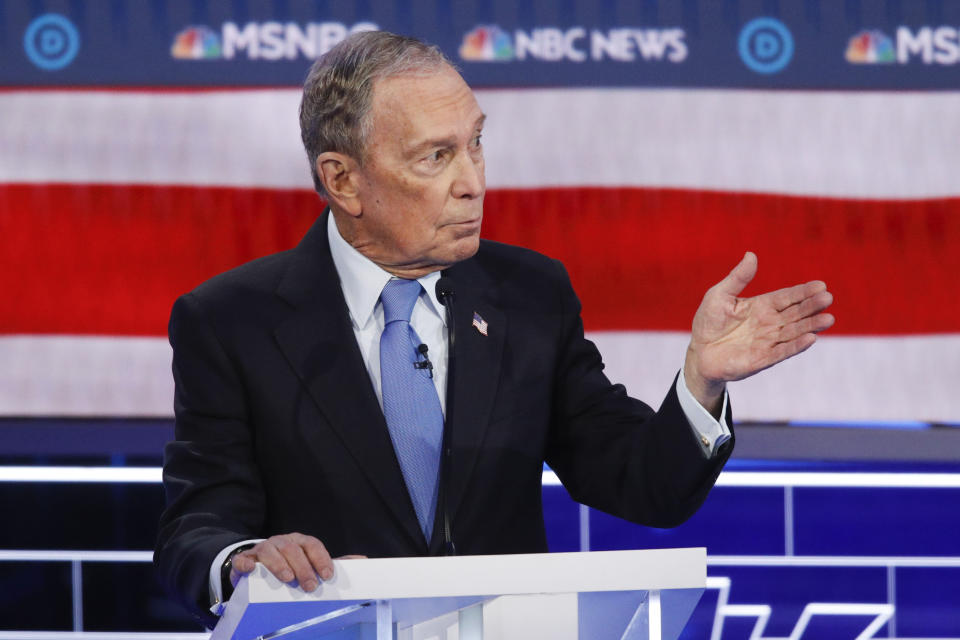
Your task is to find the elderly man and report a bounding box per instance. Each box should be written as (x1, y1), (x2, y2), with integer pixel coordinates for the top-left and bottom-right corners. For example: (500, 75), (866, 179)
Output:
(155, 31), (834, 626)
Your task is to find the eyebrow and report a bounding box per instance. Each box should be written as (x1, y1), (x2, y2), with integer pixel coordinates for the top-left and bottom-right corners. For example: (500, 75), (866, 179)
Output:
(407, 114), (487, 156)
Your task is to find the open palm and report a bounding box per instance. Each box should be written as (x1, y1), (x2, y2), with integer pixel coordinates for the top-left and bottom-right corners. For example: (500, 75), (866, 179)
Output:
(684, 252), (835, 407)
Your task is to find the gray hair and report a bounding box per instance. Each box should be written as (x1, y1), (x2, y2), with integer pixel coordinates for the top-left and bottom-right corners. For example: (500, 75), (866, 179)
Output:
(299, 31), (453, 196)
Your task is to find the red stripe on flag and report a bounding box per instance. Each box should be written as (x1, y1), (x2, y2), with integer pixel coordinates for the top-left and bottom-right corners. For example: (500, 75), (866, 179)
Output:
(2, 184), (957, 336)
(483, 187), (960, 336)
(1, 183), (320, 335)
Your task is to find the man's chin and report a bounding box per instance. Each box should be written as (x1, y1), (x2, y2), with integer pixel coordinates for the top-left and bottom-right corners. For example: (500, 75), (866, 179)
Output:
(424, 236), (478, 271)
(449, 234), (481, 263)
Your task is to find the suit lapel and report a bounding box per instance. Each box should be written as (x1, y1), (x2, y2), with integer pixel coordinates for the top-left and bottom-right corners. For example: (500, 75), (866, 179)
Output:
(442, 258), (507, 524)
(272, 213), (425, 551)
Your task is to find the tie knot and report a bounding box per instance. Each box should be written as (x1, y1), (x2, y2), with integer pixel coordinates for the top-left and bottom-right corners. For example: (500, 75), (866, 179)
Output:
(381, 278), (421, 325)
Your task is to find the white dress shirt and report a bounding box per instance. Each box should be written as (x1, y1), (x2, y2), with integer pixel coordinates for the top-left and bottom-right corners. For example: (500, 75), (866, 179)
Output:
(207, 213), (730, 612)
(326, 213), (449, 417)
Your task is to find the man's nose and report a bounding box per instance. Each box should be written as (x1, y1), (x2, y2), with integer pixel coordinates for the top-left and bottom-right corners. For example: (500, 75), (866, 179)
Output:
(451, 151), (484, 199)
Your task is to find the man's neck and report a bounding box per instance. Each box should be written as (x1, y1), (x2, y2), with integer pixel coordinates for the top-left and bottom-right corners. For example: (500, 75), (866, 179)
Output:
(330, 211), (445, 279)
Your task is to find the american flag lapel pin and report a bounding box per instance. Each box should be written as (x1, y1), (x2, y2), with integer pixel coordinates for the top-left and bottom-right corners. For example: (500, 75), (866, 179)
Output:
(471, 311), (489, 336)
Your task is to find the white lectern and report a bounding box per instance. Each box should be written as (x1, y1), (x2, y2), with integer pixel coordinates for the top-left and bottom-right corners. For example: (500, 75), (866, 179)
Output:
(211, 548), (705, 640)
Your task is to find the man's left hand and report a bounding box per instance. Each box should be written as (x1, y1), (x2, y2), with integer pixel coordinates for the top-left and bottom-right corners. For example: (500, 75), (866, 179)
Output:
(684, 252), (835, 414)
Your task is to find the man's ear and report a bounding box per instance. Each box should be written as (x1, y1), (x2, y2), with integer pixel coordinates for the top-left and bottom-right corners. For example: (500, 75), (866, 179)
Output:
(316, 152), (362, 216)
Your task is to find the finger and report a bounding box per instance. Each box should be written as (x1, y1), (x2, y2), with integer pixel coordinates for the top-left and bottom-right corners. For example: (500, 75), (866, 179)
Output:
(768, 280), (827, 312)
(274, 536), (321, 591)
(231, 550), (258, 575)
(299, 535), (334, 582)
(255, 540), (296, 583)
(768, 332), (818, 366)
(714, 251), (758, 297)
(780, 290), (834, 324)
(778, 312), (836, 343)
(812, 312), (836, 333)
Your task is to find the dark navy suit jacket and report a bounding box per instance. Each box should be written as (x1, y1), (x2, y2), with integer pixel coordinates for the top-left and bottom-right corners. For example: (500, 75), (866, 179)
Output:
(154, 211), (733, 625)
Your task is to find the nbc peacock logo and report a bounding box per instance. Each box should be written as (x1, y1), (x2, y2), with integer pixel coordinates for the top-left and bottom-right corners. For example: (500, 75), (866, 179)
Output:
(171, 25), (221, 59)
(845, 29), (895, 64)
(459, 25), (513, 61)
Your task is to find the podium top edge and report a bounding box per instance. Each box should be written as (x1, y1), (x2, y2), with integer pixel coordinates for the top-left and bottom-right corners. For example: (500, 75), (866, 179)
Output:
(243, 547), (706, 604)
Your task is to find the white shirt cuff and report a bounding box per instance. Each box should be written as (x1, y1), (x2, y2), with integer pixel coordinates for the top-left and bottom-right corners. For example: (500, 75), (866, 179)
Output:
(675, 367), (731, 457)
(208, 538), (264, 615)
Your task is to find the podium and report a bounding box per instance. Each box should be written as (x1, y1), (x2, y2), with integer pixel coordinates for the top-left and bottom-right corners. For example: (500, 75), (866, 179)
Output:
(211, 548), (706, 640)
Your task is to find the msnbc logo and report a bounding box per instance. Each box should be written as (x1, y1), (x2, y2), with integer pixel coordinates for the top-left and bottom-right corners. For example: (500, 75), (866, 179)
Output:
(460, 26), (513, 61)
(171, 22), (377, 61)
(171, 26), (221, 59)
(845, 29), (895, 63)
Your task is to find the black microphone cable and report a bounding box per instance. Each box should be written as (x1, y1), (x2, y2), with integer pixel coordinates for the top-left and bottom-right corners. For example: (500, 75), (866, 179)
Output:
(435, 275), (456, 555)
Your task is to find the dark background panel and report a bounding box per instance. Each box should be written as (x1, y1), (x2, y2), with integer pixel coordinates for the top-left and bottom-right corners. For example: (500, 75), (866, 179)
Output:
(0, 418), (173, 459)
(895, 567), (960, 636)
(81, 562), (203, 632)
(0, 562), (73, 630)
(794, 487), (960, 557)
(589, 486), (786, 555)
(0, 482), (165, 550)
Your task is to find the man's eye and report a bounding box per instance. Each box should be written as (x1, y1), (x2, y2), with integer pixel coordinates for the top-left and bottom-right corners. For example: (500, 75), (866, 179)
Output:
(471, 134), (483, 148)
(426, 150), (444, 163)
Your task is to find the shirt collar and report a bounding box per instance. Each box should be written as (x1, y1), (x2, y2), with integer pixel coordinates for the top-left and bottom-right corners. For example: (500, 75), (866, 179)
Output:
(327, 213), (446, 330)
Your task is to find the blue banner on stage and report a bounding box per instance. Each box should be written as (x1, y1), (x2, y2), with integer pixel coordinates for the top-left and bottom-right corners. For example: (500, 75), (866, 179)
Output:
(2, 0), (960, 89)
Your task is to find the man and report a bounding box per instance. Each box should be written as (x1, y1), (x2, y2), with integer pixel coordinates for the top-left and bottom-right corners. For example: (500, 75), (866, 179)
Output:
(155, 31), (834, 627)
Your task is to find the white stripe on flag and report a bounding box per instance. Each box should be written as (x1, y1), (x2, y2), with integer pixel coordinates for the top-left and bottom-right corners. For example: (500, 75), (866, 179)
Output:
(591, 332), (960, 423)
(2, 89), (959, 198)
(2, 333), (958, 421)
(0, 335), (173, 417)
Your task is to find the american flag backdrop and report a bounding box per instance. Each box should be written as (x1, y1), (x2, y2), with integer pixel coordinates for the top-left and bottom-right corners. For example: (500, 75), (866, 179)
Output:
(1, 2), (959, 427)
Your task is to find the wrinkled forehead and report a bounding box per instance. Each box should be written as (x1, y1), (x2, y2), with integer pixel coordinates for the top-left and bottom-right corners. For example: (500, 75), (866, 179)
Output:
(368, 67), (483, 143)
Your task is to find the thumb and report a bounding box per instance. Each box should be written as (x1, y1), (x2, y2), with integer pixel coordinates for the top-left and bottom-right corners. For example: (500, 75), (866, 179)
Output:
(232, 553), (256, 574)
(715, 251), (758, 297)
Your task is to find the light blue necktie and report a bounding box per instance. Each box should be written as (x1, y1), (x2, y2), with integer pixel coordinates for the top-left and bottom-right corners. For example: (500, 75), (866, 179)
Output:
(380, 278), (444, 541)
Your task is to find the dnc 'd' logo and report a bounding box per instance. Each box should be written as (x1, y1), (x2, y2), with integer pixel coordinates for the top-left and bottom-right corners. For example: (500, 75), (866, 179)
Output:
(846, 30), (895, 63)
(23, 13), (80, 70)
(738, 17), (794, 74)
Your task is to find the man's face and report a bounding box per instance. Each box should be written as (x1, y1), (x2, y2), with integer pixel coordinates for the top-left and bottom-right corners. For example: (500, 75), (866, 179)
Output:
(351, 65), (486, 274)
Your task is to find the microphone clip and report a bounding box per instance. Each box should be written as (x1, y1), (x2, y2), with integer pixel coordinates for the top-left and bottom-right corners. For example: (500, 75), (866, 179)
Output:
(414, 344), (434, 378)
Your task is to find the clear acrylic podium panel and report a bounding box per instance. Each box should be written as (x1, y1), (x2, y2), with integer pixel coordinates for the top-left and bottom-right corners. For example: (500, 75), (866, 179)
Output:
(212, 548), (706, 640)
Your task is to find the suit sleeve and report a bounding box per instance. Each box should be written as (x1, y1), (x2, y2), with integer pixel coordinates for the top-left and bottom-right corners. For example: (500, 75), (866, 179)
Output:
(154, 293), (266, 627)
(544, 260), (734, 528)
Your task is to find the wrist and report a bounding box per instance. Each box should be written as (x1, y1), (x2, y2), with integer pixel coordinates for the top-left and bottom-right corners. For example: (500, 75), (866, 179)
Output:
(683, 347), (725, 412)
